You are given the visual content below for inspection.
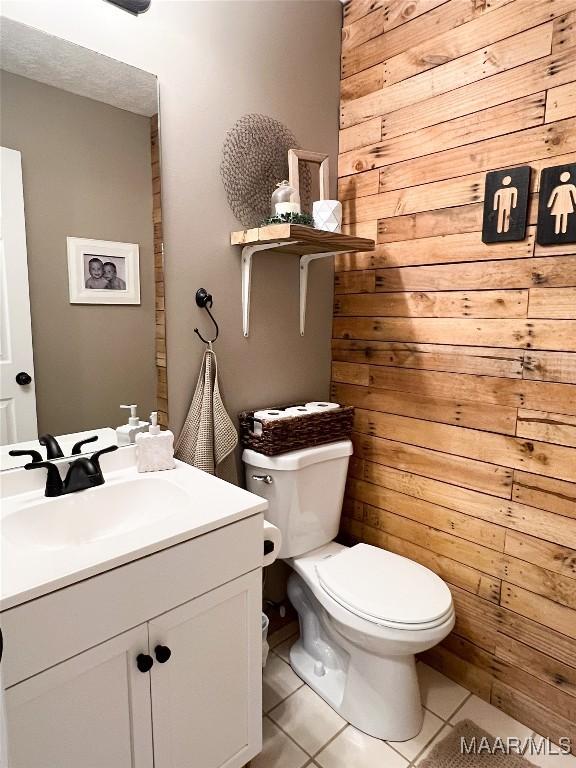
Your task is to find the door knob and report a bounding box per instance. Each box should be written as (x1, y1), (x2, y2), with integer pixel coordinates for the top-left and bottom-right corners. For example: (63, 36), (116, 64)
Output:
(136, 653), (154, 673)
(15, 372), (32, 386)
(154, 645), (172, 663)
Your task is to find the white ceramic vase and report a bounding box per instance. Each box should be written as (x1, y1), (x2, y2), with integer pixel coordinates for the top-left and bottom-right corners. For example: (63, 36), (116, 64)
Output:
(313, 200), (342, 233)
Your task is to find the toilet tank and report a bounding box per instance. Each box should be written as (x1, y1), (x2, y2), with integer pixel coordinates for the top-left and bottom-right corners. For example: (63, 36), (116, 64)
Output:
(243, 440), (353, 558)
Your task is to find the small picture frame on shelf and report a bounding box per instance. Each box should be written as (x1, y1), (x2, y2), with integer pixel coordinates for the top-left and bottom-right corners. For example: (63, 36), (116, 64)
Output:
(67, 237), (140, 305)
(288, 149), (330, 208)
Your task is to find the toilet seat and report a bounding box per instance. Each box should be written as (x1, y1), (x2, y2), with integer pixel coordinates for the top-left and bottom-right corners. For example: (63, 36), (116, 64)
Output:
(316, 543), (453, 630)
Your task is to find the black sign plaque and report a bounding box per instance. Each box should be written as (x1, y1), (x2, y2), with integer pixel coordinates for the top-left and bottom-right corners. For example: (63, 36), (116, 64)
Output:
(537, 163), (576, 246)
(482, 166), (531, 244)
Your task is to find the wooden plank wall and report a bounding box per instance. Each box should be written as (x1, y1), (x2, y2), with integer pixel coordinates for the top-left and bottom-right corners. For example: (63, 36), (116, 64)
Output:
(335, 0), (576, 746)
(151, 114), (168, 426)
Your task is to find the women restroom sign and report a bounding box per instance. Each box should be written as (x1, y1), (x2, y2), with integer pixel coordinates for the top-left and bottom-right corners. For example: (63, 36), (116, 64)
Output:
(537, 163), (576, 245)
(482, 166), (531, 244)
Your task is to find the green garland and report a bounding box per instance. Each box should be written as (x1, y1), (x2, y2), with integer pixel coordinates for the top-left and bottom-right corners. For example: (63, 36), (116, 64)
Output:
(262, 212), (314, 226)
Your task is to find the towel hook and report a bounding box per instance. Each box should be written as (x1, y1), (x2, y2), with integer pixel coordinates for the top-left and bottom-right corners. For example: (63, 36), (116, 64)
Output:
(194, 288), (219, 344)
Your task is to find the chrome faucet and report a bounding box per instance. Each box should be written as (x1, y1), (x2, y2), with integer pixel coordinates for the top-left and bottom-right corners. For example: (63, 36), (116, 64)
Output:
(25, 445), (119, 497)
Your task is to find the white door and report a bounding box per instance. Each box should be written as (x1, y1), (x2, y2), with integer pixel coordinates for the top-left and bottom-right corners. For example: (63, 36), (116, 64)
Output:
(149, 570), (262, 768)
(0, 147), (37, 444)
(4, 624), (153, 768)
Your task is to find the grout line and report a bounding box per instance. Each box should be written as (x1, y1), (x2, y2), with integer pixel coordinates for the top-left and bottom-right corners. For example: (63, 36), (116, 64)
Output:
(446, 691), (473, 724)
(311, 723), (349, 759)
(263, 657), (305, 714)
(269, 632), (299, 659)
(267, 679), (306, 718)
(264, 714), (315, 760)
(267, 688), (347, 759)
(421, 691), (473, 725)
(386, 738), (415, 762)
(382, 693), (473, 766)
(404, 722), (451, 767)
(264, 682), (305, 716)
(267, 624), (299, 650)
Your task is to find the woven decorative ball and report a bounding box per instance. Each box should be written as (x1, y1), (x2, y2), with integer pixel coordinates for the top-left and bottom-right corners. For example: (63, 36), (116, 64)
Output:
(220, 114), (311, 228)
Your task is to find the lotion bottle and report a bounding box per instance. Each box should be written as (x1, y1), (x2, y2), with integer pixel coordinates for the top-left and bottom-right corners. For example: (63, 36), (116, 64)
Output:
(117, 404), (149, 446)
(135, 411), (176, 472)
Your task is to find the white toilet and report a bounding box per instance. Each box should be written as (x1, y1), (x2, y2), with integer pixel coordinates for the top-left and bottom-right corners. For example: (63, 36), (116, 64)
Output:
(244, 440), (455, 741)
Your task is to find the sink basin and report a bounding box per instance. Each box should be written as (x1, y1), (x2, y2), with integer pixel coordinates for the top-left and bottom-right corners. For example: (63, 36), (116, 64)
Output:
(1, 450), (268, 611)
(2, 476), (186, 550)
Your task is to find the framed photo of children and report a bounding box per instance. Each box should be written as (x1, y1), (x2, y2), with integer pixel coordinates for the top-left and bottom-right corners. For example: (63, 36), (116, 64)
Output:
(67, 237), (140, 305)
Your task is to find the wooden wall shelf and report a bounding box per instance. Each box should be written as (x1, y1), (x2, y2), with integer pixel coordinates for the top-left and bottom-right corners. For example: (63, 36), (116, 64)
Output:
(230, 225), (374, 336)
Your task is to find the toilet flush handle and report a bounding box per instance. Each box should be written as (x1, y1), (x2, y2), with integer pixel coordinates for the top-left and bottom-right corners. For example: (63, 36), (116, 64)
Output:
(252, 474), (273, 485)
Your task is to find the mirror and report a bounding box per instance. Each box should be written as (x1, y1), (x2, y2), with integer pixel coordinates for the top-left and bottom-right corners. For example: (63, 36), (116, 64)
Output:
(0, 19), (163, 469)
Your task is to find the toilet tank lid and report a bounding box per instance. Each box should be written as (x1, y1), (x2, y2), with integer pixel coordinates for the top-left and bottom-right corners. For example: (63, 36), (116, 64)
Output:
(242, 440), (353, 470)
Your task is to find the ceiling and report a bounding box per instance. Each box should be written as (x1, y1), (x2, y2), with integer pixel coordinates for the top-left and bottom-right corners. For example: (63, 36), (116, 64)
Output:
(0, 16), (158, 116)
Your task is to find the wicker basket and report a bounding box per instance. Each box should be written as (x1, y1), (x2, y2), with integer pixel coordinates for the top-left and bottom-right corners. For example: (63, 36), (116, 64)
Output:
(239, 405), (354, 456)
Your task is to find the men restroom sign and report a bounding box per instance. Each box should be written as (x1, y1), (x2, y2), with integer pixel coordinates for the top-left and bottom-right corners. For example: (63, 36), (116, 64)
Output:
(537, 162), (576, 245)
(482, 166), (531, 244)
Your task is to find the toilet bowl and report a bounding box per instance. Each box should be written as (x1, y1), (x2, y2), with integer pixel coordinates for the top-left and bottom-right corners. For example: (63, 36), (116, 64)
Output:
(287, 541), (454, 740)
(243, 440), (455, 741)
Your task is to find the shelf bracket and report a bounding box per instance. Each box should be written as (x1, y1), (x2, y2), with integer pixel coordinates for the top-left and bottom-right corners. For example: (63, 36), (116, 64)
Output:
(241, 241), (297, 337)
(299, 252), (338, 336)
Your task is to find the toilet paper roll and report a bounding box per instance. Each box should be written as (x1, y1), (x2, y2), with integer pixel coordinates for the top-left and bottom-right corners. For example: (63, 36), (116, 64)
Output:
(305, 402), (340, 412)
(284, 406), (311, 418)
(262, 520), (282, 568)
(252, 409), (291, 435)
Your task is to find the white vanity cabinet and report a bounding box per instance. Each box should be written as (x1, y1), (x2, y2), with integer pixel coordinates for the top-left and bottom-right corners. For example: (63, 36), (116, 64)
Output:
(150, 571), (261, 768)
(2, 513), (264, 768)
(5, 624), (154, 768)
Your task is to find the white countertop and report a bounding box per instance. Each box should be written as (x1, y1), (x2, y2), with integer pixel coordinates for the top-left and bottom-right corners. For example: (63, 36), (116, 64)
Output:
(0, 450), (267, 611)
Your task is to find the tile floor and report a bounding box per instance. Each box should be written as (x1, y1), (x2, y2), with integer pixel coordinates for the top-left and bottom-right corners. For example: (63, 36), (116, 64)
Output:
(253, 627), (576, 768)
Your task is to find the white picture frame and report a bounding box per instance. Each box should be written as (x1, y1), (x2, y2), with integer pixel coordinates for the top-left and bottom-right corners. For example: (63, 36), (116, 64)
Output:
(67, 237), (140, 305)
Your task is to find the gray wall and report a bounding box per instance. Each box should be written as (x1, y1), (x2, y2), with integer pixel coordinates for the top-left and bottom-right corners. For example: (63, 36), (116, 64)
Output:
(1, 1), (343, 467)
(0, 71), (156, 435)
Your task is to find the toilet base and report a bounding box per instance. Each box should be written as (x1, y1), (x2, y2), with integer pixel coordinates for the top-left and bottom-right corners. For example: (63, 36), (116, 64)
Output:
(290, 638), (347, 712)
(288, 572), (424, 741)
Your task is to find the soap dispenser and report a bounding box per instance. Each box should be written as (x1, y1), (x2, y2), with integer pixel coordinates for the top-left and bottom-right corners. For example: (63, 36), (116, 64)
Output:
(117, 404), (149, 446)
(135, 412), (176, 472)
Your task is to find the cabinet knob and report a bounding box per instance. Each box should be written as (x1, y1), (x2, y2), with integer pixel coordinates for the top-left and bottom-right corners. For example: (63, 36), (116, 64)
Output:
(136, 653), (154, 673)
(154, 644), (172, 663)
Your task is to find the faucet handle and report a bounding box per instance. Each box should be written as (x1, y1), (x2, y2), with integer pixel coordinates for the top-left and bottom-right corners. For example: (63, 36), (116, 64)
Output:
(90, 444), (119, 471)
(24, 461), (64, 497)
(9, 449), (43, 464)
(71, 435), (99, 455)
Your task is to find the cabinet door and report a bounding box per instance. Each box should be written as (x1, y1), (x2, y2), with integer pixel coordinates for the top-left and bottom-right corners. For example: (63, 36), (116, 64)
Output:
(150, 569), (262, 768)
(4, 624), (153, 768)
